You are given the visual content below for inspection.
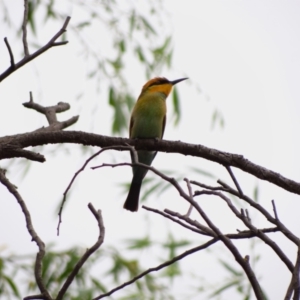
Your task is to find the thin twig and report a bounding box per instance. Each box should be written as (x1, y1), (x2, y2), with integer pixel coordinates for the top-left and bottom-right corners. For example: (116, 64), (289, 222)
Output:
(144, 205), (279, 240)
(272, 199), (279, 219)
(184, 178), (194, 216)
(29, 91), (33, 102)
(293, 245), (300, 299)
(0, 16), (71, 82)
(163, 208), (216, 236)
(57, 145), (132, 235)
(245, 209), (251, 223)
(93, 238), (217, 299)
(56, 203), (105, 300)
(0, 169), (51, 299)
(22, 0), (29, 56)
(142, 205), (210, 235)
(4, 37), (15, 66)
(217, 180), (300, 245)
(225, 165), (243, 195)
(95, 161), (265, 299)
(190, 180), (228, 192)
(285, 244), (300, 300)
(197, 189), (294, 273)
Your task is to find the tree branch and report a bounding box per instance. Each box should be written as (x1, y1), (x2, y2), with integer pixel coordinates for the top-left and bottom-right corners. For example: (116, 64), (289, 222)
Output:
(24, 295), (47, 300)
(57, 146), (132, 235)
(215, 180), (300, 245)
(0, 16), (70, 82)
(93, 238), (218, 299)
(144, 205), (279, 239)
(56, 203), (105, 300)
(0, 169), (51, 299)
(1, 147), (45, 162)
(143, 205), (213, 235)
(1, 131), (300, 196)
(4, 37), (15, 67)
(225, 165), (243, 195)
(22, 0), (29, 57)
(95, 161), (264, 299)
(196, 190), (294, 272)
(23, 94), (79, 131)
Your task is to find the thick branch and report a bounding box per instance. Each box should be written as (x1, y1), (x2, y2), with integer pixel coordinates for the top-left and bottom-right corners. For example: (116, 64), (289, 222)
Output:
(1, 130), (299, 196)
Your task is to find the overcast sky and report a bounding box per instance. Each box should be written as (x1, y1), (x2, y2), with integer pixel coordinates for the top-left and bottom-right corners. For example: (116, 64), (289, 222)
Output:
(1, 1), (300, 299)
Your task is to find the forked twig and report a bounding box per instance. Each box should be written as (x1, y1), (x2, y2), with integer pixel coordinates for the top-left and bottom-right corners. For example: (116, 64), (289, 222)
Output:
(57, 145), (133, 235)
(0, 16), (71, 82)
(56, 203), (105, 300)
(94, 161), (265, 299)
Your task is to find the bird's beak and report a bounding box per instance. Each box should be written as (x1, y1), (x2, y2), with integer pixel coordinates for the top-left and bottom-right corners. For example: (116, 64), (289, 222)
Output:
(170, 77), (188, 85)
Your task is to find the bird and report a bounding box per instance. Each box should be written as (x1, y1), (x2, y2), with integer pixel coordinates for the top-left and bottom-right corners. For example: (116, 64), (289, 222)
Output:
(123, 76), (188, 212)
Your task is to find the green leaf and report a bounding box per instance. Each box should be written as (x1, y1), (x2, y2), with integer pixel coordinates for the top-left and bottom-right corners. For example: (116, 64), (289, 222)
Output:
(125, 236), (152, 250)
(209, 279), (240, 297)
(118, 39), (126, 53)
(253, 184), (259, 202)
(141, 181), (164, 201)
(162, 234), (190, 259)
(135, 46), (146, 63)
(91, 277), (107, 293)
(28, 1), (36, 35)
(129, 10), (136, 35)
(189, 166), (217, 179)
(219, 259), (243, 277)
(172, 86), (181, 125)
(211, 109), (225, 130)
(76, 21), (91, 29)
(140, 16), (156, 35)
(162, 263), (180, 280)
(3, 275), (20, 297)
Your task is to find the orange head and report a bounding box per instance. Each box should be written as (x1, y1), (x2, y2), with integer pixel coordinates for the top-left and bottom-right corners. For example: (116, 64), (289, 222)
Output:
(139, 77), (188, 98)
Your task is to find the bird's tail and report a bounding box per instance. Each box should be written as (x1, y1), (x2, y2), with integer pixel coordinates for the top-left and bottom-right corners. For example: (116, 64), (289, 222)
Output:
(123, 180), (142, 212)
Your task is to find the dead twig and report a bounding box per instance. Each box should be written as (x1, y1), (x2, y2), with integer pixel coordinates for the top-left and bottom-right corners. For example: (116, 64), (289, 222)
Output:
(0, 168), (51, 299)
(0, 16), (71, 82)
(56, 203), (105, 300)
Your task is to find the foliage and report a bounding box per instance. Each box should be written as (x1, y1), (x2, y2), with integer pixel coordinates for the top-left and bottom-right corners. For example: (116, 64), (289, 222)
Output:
(1, 0), (175, 135)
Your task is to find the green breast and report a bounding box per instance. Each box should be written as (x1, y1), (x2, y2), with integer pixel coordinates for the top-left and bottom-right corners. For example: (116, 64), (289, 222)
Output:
(131, 92), (166, 139)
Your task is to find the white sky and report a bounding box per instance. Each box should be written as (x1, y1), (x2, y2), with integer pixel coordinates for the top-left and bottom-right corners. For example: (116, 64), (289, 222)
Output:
(1, 1), (300, 299)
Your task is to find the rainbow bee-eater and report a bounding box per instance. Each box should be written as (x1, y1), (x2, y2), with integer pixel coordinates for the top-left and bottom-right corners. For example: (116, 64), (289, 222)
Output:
(123, 77), (188, 212)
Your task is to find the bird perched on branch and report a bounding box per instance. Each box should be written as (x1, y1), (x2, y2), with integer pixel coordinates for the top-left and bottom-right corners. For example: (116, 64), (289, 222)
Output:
(123, 76), (188, 212)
